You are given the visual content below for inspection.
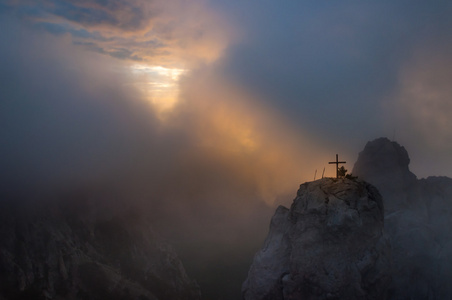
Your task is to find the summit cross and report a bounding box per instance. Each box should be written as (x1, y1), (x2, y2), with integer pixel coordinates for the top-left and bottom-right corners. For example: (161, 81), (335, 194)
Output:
(329, 154), (346, 178)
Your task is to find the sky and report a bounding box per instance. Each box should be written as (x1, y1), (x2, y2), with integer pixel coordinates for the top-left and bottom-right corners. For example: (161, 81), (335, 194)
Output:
(1, 0), (452, 298)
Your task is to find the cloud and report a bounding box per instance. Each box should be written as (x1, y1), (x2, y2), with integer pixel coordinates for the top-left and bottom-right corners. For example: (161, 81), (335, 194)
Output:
(384, 41), (452, 177)
(0, 17), (159, 191)
(3, 2), (452, 297)
(3, 0), (449, 237)
(211, 1), (452, 180)
(4, 0), (232, 66)
(0, 8), (312, 238)
(0, 9), (340, 268)
(50, 0), (149, 31)
(396, 49), (452, 147)
(3, 2), (354, 204)
(173, 68), (334, 204)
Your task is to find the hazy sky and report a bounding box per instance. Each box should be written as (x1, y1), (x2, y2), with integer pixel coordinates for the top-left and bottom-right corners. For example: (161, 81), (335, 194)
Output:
(1, 1), (451, 298)
(2, 1), (451, 191)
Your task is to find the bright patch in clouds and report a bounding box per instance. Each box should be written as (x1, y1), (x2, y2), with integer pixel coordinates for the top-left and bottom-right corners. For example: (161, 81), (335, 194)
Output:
(131, 64), (187, 115)
(131, 65), (186, 81)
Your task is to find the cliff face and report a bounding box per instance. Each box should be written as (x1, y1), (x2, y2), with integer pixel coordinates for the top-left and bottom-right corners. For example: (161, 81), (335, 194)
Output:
(353, 137), (452, 299)
(0, 197), (201, 300)
(242, 178), (392, 300)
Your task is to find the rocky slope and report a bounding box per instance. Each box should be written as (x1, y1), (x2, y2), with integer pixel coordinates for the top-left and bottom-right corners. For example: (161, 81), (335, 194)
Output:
(353, 137), (452, 299)
(242, 178), (392, 300)
(0, 196), (201, 300)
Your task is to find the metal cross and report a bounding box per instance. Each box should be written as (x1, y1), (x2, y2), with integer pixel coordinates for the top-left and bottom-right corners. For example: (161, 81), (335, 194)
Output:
(329, 154), (346, 178)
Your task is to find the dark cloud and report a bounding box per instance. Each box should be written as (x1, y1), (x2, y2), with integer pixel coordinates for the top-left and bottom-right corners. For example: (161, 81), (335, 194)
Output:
(34, 22), (109, 40)
(7, 0), (150, 32)
(73, 41), (144, 60)
(50, 0), (148, 31)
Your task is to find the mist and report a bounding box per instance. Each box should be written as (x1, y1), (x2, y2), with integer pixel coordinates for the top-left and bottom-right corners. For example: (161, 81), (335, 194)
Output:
(1, 1), (452, 299)
(0, 13), (311, 299)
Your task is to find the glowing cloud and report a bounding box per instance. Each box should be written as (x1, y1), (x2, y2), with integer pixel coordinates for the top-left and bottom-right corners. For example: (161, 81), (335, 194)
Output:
(174, 70), (332, 204)
(5, 0), (232, 67)
(130, 64), (187, 116)
(2, 0), (235, 119)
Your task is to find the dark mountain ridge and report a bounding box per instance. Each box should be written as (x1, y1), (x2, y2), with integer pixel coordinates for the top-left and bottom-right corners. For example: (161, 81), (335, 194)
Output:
(0, 195), (200, 300)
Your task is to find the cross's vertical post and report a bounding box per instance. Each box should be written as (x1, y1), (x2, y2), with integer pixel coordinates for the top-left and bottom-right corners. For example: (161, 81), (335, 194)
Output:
(328, 154), (346, 178)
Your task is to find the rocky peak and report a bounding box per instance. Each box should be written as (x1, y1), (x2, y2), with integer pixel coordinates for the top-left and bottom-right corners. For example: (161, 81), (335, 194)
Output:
(242, 178), (392, 300)
(352, 137), (417, 191)
(351, 138), (452, 299)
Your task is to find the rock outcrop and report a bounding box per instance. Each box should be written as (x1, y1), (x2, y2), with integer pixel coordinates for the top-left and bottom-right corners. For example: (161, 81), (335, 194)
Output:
(352, 137), (417, 213)
(242, 178), (392, 300)
(353, 137), (452, 299)
(0, 197), (201, 300)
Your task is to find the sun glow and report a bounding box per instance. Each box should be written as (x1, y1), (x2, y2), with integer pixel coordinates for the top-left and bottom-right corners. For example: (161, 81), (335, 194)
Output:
(130, 64), (187, 117)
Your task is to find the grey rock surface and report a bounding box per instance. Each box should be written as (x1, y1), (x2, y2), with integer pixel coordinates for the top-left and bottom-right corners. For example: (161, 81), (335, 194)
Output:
(0, 197), (201, 300)
(353, 137), (452, 299)
(243, 178), (392, 300)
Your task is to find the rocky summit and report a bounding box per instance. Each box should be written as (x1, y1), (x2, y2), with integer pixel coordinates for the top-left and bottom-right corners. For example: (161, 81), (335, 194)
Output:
(242, 178), (392, 300)
(244, 138), (452, 300)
